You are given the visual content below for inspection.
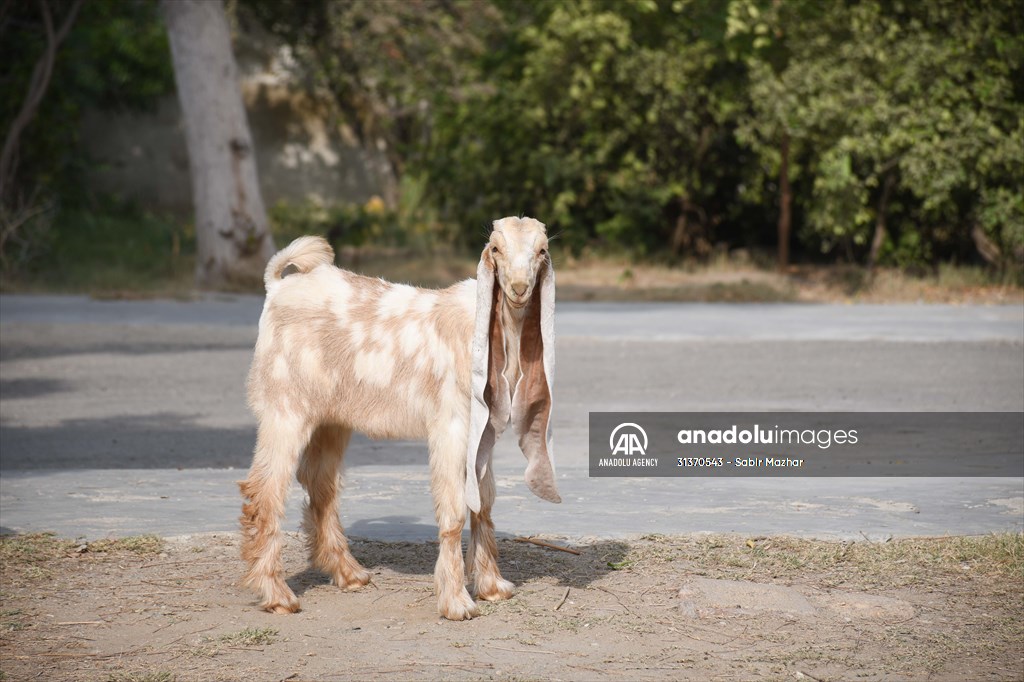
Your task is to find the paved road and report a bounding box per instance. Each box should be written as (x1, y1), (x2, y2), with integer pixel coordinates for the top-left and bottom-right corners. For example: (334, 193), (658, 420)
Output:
(1, 294), (1021, 541)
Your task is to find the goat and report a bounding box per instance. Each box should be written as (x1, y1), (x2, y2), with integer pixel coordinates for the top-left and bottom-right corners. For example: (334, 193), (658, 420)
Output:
(239, 216), (560, 620)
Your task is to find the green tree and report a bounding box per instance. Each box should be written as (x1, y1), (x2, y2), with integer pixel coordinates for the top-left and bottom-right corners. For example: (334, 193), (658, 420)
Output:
(0, 0), (174, 271)
(244, 0), (1023, 272)
(429, 0), (749, 254)
(732, 0), (1023, 269)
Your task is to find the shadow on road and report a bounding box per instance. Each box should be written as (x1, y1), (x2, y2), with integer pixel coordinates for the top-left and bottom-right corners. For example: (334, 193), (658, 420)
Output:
(0, 335), (254, 362)
(0, 378), (74, 400)
(0, 413), (430, 470)
(0, 413), (256, 470)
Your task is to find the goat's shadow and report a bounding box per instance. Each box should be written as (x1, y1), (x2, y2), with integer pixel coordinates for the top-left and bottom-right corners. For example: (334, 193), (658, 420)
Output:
(287, 516), (630, 598)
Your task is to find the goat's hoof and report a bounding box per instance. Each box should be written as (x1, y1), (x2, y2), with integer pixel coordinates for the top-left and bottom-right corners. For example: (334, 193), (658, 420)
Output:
(476, 576), (515, 602)
(336, 567), (372, 590)
(439, 589), (480, 621)
(257, 580), (301, 614)
(263, 596), (301, 614)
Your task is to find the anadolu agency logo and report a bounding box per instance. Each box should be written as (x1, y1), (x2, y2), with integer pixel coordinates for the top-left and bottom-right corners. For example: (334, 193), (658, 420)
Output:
(609, 422), (648, 456)
(597, 422), (659, 470)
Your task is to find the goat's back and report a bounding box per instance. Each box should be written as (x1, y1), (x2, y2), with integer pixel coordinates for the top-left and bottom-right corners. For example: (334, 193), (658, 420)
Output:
(248, 263), (477, 441)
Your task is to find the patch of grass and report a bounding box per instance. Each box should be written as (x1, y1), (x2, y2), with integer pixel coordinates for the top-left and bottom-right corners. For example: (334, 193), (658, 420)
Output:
(793, 262), (1023, 302)
(626, 532), (1024, 588)
(0, 532), (73, 566)
(0, 532), (166, 584)
(1, 196), (195, 297)
(88, 535), (164, 555)
(936, 262), (1020, 289)
(939, 532), (1024, 579)
(218, 626), (277, 647)
(1, 608), (26, 632)
(189, 626), (278, 656)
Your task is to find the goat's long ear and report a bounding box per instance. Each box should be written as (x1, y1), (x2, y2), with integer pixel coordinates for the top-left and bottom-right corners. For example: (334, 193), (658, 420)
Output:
(465, 249), (511, 513)
(511, 259), (561, 504)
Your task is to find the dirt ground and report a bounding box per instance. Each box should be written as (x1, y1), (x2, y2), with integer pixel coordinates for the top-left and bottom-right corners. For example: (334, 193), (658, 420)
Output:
(1, 532), (1021, 682)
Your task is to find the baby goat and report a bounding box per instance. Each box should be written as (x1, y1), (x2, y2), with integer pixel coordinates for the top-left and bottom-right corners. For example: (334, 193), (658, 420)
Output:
(239, 216), (560, 620)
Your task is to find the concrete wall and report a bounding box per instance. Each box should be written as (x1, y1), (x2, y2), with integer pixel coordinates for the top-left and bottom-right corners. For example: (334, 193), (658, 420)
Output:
(80, 73), (394, 216)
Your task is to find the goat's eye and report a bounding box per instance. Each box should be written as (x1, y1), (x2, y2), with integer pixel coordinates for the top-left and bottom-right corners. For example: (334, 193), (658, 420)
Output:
(539, 248), (547, 256)
(491, 246), (499, 254)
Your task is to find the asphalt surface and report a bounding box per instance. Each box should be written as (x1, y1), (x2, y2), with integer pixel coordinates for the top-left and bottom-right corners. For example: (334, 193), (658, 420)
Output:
(1, 294), (1022, 541)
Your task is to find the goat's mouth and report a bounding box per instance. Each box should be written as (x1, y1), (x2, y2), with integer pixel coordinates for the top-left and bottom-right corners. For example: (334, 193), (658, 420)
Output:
(504, 293), (529, 309)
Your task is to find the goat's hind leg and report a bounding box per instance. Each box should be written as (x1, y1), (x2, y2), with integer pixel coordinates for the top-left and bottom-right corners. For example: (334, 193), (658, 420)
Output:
(297, 424), (370, 590)
(240, 414), (310, 613)
(467, 464), (515, 601)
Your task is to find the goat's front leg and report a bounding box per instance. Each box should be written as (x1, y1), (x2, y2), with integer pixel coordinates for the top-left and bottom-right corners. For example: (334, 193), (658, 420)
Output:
(467, 463), (515, 601)
(239, 413), (311, 613)
(429, 423), (479, 621)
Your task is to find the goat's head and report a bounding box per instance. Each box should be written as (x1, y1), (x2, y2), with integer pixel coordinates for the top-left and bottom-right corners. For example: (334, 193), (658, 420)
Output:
(466, 216), (560, 513)
(484, 217), (549, 309)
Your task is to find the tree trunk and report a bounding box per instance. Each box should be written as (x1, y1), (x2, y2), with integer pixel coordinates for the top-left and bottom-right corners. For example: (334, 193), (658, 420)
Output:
(970, 223), (1002, 267)
(162, 0), (275, 289)
(670, 198), (710, 258)
(867, 172), (896, 271)
(777, 131), (792, 269)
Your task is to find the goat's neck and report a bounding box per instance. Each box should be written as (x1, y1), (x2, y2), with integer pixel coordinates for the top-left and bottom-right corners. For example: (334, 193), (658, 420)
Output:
(499, 296), (527, 391)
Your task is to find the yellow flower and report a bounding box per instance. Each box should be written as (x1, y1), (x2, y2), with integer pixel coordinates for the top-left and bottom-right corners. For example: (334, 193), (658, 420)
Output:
(364, 196), (386, 215)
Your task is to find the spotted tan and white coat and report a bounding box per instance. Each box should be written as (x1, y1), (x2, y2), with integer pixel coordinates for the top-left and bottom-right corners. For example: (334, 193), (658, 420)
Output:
(239, 217), (560, 621)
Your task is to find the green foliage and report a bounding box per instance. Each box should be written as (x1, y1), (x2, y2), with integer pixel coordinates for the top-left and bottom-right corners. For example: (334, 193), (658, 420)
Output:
(248, 0), (1020, 271)
(979, 185), (1024, 260)
(1, 0), (175, 277)
(269, 176), (447, 252)
(269, 197), (393, 248)
(2, 0), (1021, 279)
(7, 195), (193, 293)
(805, 148), (871, 253)
(1, 0), (175, 203)
(731, 0), (1024, 266)
(425, 0), (746, 256)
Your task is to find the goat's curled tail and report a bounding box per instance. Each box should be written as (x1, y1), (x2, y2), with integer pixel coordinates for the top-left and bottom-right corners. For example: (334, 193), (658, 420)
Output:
(264, 236), (334, 289)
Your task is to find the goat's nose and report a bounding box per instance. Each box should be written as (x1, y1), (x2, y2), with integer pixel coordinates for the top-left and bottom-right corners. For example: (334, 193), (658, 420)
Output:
(511, 281), (528, 297)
